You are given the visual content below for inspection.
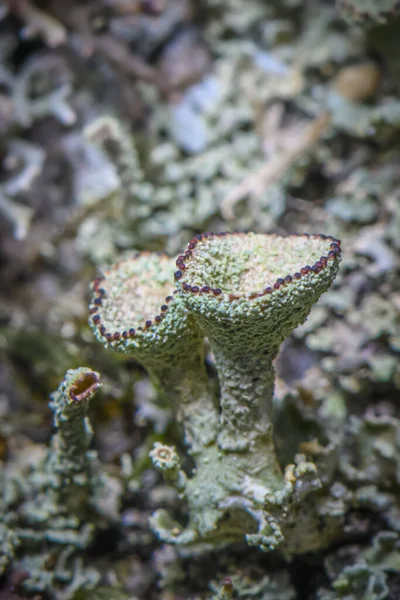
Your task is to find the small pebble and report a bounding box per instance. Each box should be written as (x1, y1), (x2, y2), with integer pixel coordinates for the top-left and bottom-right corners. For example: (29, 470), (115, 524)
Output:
(334, 62), (381, 102)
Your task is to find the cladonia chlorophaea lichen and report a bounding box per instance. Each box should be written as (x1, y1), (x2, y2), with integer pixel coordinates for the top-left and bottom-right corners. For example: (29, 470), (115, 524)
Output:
(89, 232), (342, 555)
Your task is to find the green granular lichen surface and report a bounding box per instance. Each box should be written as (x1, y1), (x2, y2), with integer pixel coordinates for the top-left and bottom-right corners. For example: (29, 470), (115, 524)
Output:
(90, 253), (201, 362)
(3, 0), (400, 596)
(188, 233), (331, 293)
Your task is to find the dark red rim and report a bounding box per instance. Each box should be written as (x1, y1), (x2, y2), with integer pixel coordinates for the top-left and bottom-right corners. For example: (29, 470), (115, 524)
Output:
(174, 232), (341, 301)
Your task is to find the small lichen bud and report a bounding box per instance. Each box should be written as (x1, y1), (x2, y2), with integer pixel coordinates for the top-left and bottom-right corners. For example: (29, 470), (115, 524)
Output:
(50, 367), (101, 438)
(150, 442), (187, 491)
(214, 577), (234, 599)
(150, 442), (180, 471)
(67, 369), (102, 404)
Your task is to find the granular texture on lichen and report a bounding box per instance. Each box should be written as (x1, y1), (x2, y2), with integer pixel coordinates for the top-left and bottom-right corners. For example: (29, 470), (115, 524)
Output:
(3, 0), (400, 595)
(89, 252), (193, 357)
(46, 367), (103, 505)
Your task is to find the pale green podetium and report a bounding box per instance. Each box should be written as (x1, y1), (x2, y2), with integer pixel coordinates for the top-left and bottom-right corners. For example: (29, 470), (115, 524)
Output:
(89, 252), (218, 452)
(24, 368), (104, 525)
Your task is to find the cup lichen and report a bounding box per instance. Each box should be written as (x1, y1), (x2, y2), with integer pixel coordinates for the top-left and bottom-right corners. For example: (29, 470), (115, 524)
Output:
(89, 231), (343, 554)
(0, 368), (119, 595)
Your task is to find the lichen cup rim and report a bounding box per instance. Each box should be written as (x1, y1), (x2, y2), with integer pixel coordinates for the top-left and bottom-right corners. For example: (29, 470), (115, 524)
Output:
(174, 231), (341, 303)
(89, 251), (183, 352)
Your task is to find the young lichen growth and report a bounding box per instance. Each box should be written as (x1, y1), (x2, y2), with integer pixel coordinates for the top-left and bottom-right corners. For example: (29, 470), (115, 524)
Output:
(29, 367), (107, 520)
(50, 369), (100, 460)
(89, 232), (343, 554)
(46, 367), (102, 508)
(3, 368), (119, 596)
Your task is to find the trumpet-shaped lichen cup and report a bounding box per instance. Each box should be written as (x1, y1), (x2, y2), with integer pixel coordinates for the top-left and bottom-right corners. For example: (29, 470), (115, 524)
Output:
(89, 252), (218, 452)
(174, 232), (341, 452)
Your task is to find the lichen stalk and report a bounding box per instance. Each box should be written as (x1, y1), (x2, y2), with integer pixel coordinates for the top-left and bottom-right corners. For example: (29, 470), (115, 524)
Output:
(211, 345), (278, 456)
(149, 359), (218, 454)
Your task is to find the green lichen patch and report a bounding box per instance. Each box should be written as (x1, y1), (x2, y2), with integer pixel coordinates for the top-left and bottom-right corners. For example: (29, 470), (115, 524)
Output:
(337, 0), (400, 24)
